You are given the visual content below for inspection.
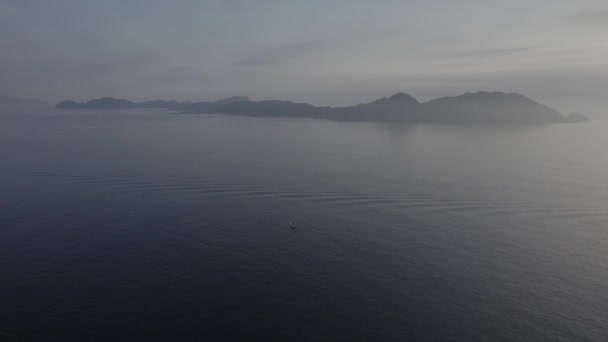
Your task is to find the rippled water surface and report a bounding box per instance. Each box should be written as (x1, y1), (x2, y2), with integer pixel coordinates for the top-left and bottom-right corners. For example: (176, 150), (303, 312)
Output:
(1, 110), (607, 340)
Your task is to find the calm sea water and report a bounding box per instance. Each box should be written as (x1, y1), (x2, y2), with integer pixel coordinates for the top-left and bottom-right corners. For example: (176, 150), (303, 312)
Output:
(1, 109), (607, 341)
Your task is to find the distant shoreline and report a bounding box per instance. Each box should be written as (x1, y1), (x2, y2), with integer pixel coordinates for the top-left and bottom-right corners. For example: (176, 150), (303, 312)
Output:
(55, 92), (589, 124)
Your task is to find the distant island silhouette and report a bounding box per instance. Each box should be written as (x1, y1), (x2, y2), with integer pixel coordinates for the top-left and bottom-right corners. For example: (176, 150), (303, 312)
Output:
(56, 92), (589, 124)
(56, 98), (188, 110)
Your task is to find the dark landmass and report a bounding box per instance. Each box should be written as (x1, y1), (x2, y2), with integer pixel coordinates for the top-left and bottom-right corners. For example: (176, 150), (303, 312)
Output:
(56, 92), (589, 124)
(187, 91), (584, 124)
(421, 92), (565, 123)
(55, 100), (82, 109)
(217, 96), (250, 105)
(56, 98), (135, 109)
(565, 112), (590, 123)
(136, 100), (182, 109)
(178, 96), (251, 112)
(56, 97), (189, 110)
(0, 95), (45, 106)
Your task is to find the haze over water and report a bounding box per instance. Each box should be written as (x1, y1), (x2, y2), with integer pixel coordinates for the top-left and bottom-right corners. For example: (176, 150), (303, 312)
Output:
(1, 109), (607, 340)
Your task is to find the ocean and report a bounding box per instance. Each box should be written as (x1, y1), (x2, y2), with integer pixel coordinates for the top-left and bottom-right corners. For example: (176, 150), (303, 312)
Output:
(1, 109), (607, 341)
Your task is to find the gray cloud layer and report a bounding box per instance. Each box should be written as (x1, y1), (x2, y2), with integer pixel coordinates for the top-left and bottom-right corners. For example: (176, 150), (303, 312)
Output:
(1, 0), (607, 115)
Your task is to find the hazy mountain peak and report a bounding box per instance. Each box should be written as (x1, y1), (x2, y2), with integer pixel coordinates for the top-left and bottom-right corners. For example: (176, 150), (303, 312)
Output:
(56, 100), (81, 109)
(56, 97), (190, 110)
(388, 92), (418, 103)
(565, 112), (590, 123)
(217, 96), (250, 104)
(86, 97), (134, 106)
(423, 91), (566, 123)
(368, 97), (388, 105)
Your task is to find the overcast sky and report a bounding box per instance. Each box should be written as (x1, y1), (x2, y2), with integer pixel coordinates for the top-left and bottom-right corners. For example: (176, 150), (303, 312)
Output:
(1, 0), (607, 114)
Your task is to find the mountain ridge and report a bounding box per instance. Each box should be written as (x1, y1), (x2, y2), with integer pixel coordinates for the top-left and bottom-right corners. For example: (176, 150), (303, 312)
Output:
(55, 92), (588, 124)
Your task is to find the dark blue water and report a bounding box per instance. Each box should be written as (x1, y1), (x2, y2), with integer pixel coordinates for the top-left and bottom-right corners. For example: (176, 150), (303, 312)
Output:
(1, 109), (607, 341)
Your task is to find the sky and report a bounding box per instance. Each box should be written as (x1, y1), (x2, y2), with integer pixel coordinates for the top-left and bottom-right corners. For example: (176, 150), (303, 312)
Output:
(1, 0), (607, 115)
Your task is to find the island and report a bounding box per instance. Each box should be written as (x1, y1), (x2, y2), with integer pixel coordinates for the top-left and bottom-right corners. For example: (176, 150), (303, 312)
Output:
(56, 97), (188, 110)
(564, 112), (590, 123)
(56, 92), (589, 124)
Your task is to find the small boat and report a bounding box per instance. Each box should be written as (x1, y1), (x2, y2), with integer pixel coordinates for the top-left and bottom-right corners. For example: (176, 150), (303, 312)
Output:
(290, 222), (296, 229)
